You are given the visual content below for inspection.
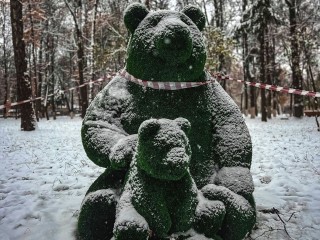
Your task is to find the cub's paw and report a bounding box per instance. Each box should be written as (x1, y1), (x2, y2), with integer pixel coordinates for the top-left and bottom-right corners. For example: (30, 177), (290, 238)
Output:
(110, 134), (138, 170)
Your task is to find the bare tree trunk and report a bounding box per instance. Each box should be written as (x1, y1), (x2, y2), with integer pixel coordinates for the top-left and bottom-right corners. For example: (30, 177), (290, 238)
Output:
(213, 0), (226, 89)
(271, 30), (277, 117)
(50, 36), (56, 120)
(286, 0), (304, 117)
(301, 31), (318, 111)
(259, 29), (267, 122)
(242, 0), (249, 116)
(201, 0), (210, 26)
(10, 0), (36, 131)
(37, 36), (43, 119)
(44, 20), (50, 120)
(69, 52), (74, 118)
(65, 0), (88, 118)
(27, 0), (39, 121)
(145, 0), (151, 10)
(0, 2), (11, 118)
(1, 2), (9, 118)
(89, 0), (99, 103)
(242, 37), (249, 116)
(265, 26), (272, 119)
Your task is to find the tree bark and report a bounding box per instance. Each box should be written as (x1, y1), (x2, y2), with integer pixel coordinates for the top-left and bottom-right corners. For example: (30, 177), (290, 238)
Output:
(259, 29), (267, 122)
(27, 0), (39, 121)
(242, 0), (249, 116)
(2, 2), (9, 118)
(10, 0), (36, 130)
(65, 0), (88, 118)
(286, 0), (304, 117)
(265, 26), (272, 119)
(37, 36), (43, 119)
(213, 0), (226, 89)
(50, 36), (56, 120)
(89, 0), (99, 103)
(145, 0), (151, 10)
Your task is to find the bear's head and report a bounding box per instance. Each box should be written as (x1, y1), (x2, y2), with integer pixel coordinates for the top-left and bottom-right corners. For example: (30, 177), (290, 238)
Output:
(136, 118), (192, 181)
(124, 3), (206, 82)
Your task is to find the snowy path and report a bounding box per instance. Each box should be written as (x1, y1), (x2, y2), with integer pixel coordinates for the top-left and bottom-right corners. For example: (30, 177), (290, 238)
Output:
(0, 117), (103, 240)
(247, 117), (320, 240)
(0, 116), (319, 240)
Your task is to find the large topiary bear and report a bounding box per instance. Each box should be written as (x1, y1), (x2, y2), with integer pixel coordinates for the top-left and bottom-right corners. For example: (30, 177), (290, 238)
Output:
(78, 3), (256, 240)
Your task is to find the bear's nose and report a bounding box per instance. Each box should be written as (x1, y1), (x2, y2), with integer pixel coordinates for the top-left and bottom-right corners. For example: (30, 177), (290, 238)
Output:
(154, 18), (193, 64)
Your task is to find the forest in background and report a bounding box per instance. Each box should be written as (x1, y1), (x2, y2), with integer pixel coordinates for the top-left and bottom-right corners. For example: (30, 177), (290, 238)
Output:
(0, 0), (320, 130)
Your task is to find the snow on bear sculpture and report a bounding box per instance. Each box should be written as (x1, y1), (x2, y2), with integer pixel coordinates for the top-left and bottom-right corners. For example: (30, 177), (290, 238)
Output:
(78, 3), (256, 240)
(114, 118), (228, 240)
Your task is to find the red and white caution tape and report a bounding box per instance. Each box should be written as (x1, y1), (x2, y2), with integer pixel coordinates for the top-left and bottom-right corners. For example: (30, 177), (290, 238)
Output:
(0, 75), (111, 110)
(120, 70), (320, 97)
(119, 69), (215, 90)
(1, 70), (319, 110)
(213, 73), (320, 98)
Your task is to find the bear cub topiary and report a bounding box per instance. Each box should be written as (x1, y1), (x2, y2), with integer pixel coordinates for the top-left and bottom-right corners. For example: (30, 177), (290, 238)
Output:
(113, 118), (226, 240)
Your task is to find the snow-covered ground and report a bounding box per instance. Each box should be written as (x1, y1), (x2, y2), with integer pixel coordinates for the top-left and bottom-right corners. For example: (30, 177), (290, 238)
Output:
(0, 115), (319, 240)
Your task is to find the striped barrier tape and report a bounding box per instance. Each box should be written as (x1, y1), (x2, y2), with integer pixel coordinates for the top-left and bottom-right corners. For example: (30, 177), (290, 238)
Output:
(1, 70), (319, 110)
(213, 73), (320, 98)
(119, 69), (215, 90)
(0, 75), (110, 110)
(120, 70), (320, 97)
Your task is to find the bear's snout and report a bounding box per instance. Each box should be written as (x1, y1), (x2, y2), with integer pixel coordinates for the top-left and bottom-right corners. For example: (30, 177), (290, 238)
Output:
(161, 147), (190, 180)
(165, 147), (190, 165)
(154, 17), (193, 64)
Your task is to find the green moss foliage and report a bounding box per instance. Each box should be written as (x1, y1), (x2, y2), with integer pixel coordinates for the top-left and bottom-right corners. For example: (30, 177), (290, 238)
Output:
(118, 118), (198, 238)
(113, 208), (149, 240)
(122, 77), (252, 188)
(77, 190), (117, 240)
(79, 3), (256, 239)
(78, 170), (126, 240)
(124, 3), (149, 34)
(136, 119), (192, 181)
(181, 5), (206, 31)
(85, 168), (126, 195)
(194, 199), (226, 238)
(201, 185), (256, 240)
(125, 4), (206, 82)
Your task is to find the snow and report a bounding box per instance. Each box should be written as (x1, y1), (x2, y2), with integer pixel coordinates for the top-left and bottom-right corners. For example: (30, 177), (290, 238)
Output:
(0, 117), (103, 240)
(0, 115), (319, 239)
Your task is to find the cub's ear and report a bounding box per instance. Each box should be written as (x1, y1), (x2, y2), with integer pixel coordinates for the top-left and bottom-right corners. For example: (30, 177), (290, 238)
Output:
(138, 119), (160, 140)
(181, 5), (205, 31)
(175, 118), (191, 135)
(124, 3), (149, 34)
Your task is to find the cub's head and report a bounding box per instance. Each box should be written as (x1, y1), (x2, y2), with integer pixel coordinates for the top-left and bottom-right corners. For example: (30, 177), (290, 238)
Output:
(136, 118), (192, 181)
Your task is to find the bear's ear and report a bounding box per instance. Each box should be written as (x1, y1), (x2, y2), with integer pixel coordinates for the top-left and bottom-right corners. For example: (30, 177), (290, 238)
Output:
(139, 119), (160, 139)
(124, 3), (149, 34)
(181, 5), (206, 31)
(175, 118), (191, 135)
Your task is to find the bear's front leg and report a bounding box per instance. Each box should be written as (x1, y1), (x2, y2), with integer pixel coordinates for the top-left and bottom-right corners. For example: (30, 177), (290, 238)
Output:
(201, 184), (256, 240)
(167, 174), (198, 233)
(193, 196), (226, 239)
(131, 173), (172, 238)
(113, 186), (150, 240)
(214, 166), (255, 206)
(77, 189), (118, 240)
